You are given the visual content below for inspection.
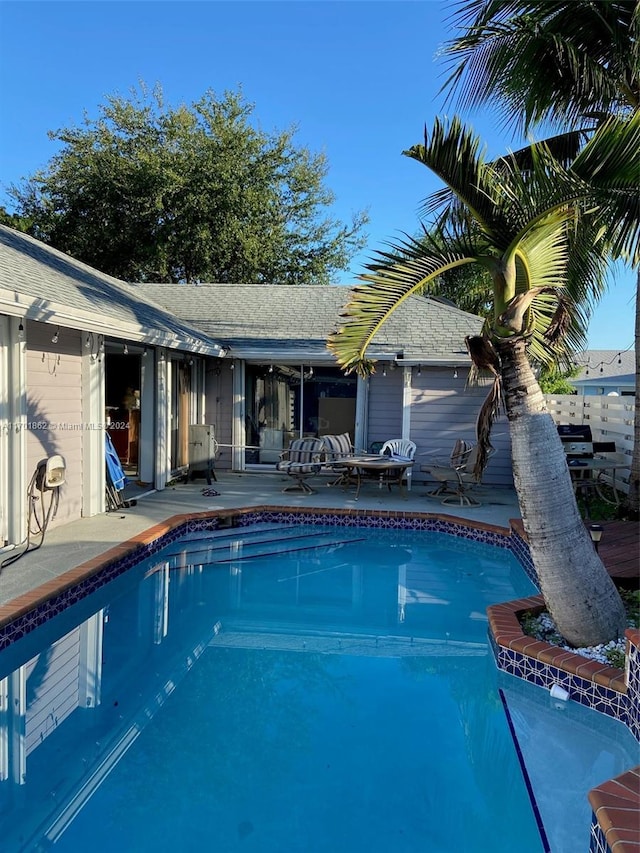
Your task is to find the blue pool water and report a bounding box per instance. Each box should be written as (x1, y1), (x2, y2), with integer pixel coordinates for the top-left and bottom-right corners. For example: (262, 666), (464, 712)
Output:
(0, 523), (636, 852)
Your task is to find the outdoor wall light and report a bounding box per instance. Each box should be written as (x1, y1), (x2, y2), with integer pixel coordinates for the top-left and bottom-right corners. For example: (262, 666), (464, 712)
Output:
(142, 346), (148, 357)
(453, 367), (458, 379)
(382, 364), (387, 377)
(269, 364), (274, 373)
(85, 333), (92, 349)
(417, 364), (421, 376)
(51, 327), (60, 344)
(123, 343), (129, 355)
(589, 524), (603, 552)
(18, 320), (25, 341)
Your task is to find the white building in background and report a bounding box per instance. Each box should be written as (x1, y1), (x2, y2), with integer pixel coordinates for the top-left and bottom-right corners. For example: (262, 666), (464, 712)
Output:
(570, 350), (635, 397)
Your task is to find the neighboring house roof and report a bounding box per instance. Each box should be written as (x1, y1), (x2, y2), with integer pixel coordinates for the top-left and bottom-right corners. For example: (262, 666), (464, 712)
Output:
(133, 283), (484, 364)
(0, 226), (225, 356)
(571, 350), (636, 389)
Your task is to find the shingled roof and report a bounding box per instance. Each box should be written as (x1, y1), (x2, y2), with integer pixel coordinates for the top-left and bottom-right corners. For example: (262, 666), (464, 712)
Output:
(134, 283), (483, 364)
(0, 226), (225, 355)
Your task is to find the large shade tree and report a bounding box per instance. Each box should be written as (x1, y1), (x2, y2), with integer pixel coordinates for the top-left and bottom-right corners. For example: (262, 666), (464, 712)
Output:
(9, 86), (368, 285)
(440, 0), (640, 513)
(328, 113), (639, 647)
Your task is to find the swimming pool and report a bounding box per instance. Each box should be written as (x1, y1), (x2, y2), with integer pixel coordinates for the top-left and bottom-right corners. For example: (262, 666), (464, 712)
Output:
(0, 522), (636, 852)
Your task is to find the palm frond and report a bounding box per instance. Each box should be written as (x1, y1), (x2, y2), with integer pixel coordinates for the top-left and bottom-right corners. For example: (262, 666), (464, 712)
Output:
(440, 1), (639, 132)
(408, 120), (622, 256)
(327, 235), (478, 375)
(524, 290), (573, 365)
(494, 130), (589, 173)
(512, 212), (570, 291)
(404, 117), (508, 236)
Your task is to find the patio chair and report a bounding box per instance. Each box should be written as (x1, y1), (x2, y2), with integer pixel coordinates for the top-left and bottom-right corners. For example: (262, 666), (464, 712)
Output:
(379, 438), (417, 492)
(276, 437), (326, 494)
(321, 432), (356, 485)
(420, 440), (493, 507)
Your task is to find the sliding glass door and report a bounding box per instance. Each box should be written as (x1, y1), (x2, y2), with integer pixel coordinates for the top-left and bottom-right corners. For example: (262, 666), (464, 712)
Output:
(244, 364), (357, 465)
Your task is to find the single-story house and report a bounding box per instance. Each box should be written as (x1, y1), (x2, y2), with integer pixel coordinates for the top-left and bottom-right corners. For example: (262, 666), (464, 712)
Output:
(571, 350), (635, 396)
(134, 282), (513, 481)
(0, 224), (512, 546)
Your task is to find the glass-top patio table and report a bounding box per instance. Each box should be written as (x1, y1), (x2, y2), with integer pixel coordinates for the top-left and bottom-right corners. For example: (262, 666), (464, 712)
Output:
(342, 455), (414, 500)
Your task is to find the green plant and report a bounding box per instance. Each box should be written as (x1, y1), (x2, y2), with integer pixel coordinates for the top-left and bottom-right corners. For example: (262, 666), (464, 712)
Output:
(620, 588), (640, 626)
(576, 485), (622, 521)
(604, 648), (626, 669)
(519, 610), (539, 635)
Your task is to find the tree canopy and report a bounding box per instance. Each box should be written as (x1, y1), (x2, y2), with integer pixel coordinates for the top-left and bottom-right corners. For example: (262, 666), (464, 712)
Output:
(441, 0), (639, 133)
(9, 85), (368, 284)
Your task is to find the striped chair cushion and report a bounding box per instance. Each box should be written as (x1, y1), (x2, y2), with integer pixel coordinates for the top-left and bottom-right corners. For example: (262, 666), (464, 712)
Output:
(276, 438), (324, 474)
(322, 433), (353, 462)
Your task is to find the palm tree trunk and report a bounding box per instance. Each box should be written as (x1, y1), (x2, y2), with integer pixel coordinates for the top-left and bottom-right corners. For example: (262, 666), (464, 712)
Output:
(495, 337), (626, 647)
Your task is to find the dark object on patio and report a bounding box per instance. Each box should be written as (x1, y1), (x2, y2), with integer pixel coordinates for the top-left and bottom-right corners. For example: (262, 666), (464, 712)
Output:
(276, 438), (326, 494)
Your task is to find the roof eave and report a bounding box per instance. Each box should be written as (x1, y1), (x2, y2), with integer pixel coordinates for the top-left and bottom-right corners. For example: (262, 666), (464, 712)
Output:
(0, 290), (226, 357)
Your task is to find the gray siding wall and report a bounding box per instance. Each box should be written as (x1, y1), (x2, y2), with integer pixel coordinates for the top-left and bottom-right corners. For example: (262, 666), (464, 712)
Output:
(367, 369), (404, 452)
(408, 368), (513, 486)
(204, 360), (233, 470)
(26, 322), (84, 527)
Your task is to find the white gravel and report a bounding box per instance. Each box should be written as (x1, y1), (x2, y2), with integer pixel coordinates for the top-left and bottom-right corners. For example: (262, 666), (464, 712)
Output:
(525, 611), (627, 666)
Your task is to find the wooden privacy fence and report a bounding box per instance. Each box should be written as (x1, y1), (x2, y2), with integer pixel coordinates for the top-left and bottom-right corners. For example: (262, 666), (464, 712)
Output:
(545, 395), (635, 494)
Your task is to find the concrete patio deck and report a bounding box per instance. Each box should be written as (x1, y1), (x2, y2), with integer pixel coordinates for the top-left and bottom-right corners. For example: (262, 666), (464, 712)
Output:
(0, 471), (521, 607)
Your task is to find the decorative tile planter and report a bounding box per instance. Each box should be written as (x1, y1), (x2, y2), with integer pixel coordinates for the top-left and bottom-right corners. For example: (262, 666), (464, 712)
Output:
(487, 592), (640, 853)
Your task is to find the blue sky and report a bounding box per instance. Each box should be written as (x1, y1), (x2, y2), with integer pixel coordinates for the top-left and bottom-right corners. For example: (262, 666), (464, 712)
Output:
(0, 0), (633, 352)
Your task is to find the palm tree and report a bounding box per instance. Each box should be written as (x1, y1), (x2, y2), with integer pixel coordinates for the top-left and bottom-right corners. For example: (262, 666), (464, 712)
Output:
(328, 113), (639, 647)
(440, 0), (640, 513)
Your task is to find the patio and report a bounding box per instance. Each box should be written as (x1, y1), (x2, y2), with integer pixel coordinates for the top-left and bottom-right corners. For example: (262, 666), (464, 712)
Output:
(0, 471), (520, 608)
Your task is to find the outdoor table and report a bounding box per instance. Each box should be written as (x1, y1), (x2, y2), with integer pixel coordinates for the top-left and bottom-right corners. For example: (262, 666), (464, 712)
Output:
(342, 455), (414, 500)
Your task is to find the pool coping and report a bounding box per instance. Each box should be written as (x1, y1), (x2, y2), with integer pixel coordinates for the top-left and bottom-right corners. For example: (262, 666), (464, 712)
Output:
(0, 505), (513, 636)
(0, 505), (637, 853)
(489, 522), (640, 853)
